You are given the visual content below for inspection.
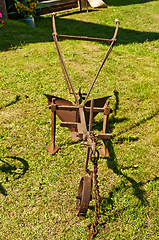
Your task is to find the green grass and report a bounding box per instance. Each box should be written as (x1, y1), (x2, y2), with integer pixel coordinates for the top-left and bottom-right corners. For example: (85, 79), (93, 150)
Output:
(0, 1), (159, 239)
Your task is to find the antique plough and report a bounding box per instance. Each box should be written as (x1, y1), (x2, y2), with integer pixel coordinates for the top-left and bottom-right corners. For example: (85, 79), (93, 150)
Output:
(45, 14), (119, 238)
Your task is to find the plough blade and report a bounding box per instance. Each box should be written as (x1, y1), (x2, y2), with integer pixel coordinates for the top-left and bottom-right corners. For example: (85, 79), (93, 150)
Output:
(44, 94), (77, 131)
(45, 94), (111, 133)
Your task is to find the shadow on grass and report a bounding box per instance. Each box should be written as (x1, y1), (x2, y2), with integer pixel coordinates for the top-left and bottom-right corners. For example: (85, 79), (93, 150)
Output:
(95, 92), (157, 213)
(93, 90), (159, 139)
(88, 141), (158, 226)
(104, 0), (156, 6)
(54, 17), (159, 45)
(0, 156), (29, 196)
(0, 16), (158, 51)
(92, 90), (128, 134)
(99, 138), (158, 221)
(90, 91), (155, 220)
(93, 116), (128, 133)
(106, 140), (148, 206)
(0, 183), (7, 196)
(117, 108), (159, 136)
(0, 95), (21, 110)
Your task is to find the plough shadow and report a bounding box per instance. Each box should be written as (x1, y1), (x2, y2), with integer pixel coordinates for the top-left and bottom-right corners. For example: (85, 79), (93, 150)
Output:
(116, 108), (159, 137)
(88, 138), (158, 220)
(0, 156), (29, 196)
(0, 95), (21, 110)
(105, 140), (149, 205)
(92, 90), (128, 134)
(56, 17), (159, 45)
(99, 140), (159, 218)
(1, 13), (159, 52)
(87, 91), (158, 219)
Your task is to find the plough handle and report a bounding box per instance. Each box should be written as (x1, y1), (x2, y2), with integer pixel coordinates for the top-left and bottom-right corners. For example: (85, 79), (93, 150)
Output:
(52, 13), (78, 102)
(83, 19), (119, 105)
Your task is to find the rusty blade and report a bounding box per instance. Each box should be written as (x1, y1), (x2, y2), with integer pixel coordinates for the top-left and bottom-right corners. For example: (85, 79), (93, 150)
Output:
(44, 94), (77, 131)
(44, 94), (73, 106)
(85, 96), (111, 124)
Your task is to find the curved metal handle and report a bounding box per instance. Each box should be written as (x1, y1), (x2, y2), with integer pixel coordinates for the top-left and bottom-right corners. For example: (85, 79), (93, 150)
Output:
(113, 19), (119, 40)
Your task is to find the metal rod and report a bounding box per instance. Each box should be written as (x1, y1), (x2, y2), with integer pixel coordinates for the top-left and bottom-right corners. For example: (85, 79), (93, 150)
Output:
(52, 14), (71, 93)
(53, 33), (72, 93)
(52, 14), (78, 102)
(85, 147), (91, 174)
(89, 98), (94, 132)
(49, 104), (105, 112)
(83, 19), (119, 105)
(58, 34), (113, 43)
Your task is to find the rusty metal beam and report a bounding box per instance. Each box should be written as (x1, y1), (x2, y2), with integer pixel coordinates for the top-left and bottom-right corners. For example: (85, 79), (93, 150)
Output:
(49, 104), (106, 113)
(58, 34), (113, 43)
(60, 122), (78, 127)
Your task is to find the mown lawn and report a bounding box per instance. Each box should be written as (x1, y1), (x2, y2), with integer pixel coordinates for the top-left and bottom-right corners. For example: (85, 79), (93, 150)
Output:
(0, 0), (159, 239)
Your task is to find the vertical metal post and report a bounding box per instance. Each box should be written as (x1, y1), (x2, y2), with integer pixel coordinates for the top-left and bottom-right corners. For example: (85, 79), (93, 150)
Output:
(86, 0), (88, 13)
(89, 98), (94, 133)
(99, 101), (110, 157)
(46, 98), (59, 154)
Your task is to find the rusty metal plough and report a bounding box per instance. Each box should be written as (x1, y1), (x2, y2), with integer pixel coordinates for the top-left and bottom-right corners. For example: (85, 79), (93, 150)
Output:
(45, 14), (119, 238)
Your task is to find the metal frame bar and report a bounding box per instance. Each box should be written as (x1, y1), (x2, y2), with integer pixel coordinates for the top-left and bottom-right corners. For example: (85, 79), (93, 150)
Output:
(57, 34), (113, 43)
(52, 14), (119, 105)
